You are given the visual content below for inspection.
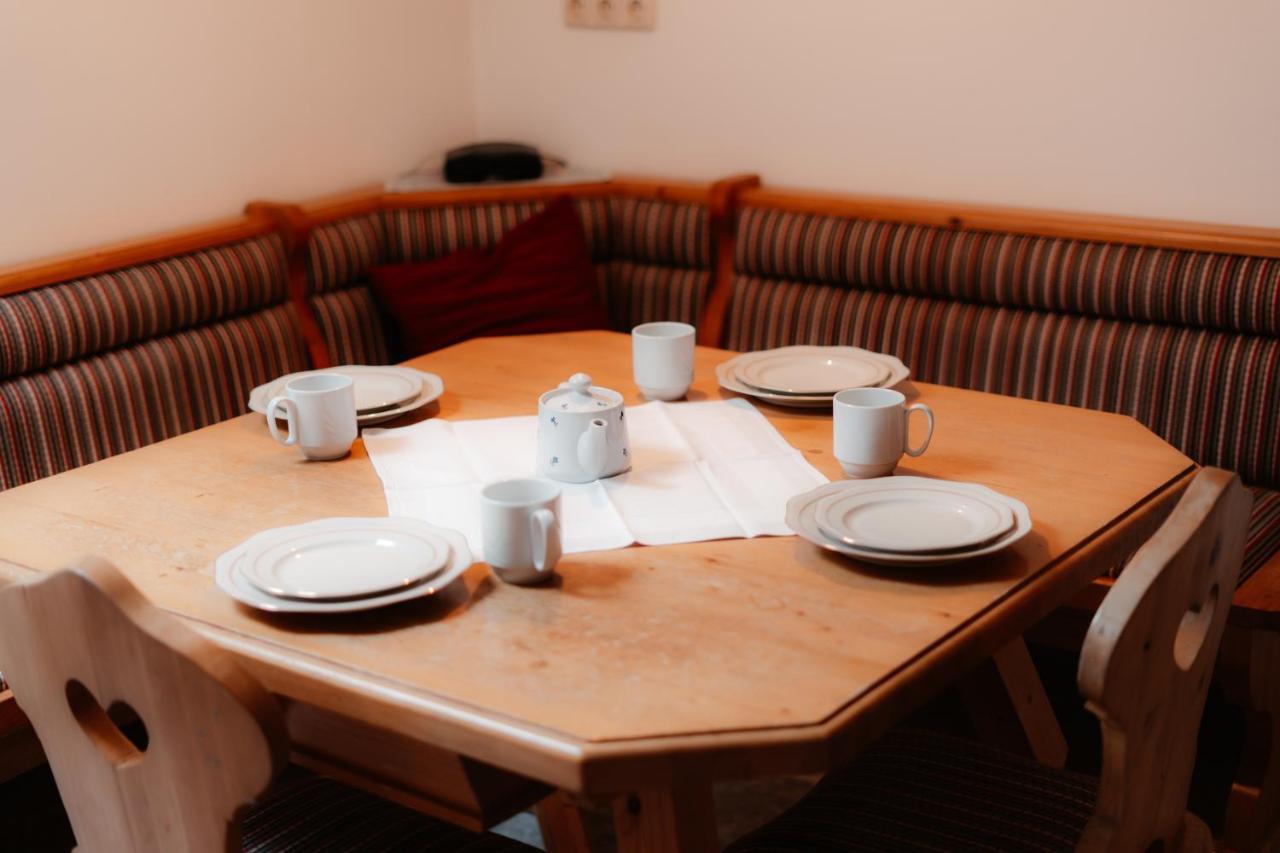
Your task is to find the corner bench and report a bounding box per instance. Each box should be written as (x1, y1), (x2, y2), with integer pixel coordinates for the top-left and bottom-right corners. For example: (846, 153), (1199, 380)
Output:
(1, 174), (1277, 847)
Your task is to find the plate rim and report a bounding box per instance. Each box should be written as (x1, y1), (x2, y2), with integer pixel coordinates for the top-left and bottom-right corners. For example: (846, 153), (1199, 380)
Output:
(734, 349), (890, 395)
(254, 365), (422, 411)
(715, 347), (910, 407)
(248, 367), (445, 423)
(786, 478), (1031, 566)
(238, 521), (451, 601)
(811, 483), (1014, 553)
(342, 365), (425, 411)
(215, 518), (472, 613)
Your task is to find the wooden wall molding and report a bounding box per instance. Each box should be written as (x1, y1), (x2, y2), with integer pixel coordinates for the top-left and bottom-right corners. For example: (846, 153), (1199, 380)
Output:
(6, 173), (1278, 372)
(263, 174), (713, 230)
(243, 201), (331, 369)
(0, 214), (278, 299)
(0, 174), (713, 303)
(739, 186), (1280, 259)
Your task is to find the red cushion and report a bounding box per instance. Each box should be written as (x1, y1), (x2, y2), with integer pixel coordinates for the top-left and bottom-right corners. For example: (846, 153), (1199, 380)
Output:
(370, 197), (607, 357)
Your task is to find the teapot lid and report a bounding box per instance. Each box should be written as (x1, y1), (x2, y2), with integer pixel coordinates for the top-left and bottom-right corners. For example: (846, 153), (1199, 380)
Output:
(541, 373), (622, 413)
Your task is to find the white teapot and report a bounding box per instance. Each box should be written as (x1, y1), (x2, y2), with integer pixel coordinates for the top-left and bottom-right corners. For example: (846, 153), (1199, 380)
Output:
(537, 373), (631, 483)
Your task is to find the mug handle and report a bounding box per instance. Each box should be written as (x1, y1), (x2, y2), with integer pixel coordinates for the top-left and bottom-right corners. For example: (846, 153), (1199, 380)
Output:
(530, 508), (562, 573)
(903, 403), (934, 457)
(265, 396), (298, 446)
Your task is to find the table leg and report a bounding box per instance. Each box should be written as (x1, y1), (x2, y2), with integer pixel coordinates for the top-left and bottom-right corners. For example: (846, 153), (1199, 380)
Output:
(613, 783), (718, 853)
(959, 637), (1068, 768)
(536, 791), (591, 853)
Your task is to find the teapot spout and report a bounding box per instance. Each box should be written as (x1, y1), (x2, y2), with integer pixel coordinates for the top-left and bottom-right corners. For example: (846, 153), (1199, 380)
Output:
(576, 418), (610, 480)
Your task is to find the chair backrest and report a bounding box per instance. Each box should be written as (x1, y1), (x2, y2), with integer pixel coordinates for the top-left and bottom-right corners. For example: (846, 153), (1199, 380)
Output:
(1078, 467), (1251, 851)
(0, 557), (288, 852)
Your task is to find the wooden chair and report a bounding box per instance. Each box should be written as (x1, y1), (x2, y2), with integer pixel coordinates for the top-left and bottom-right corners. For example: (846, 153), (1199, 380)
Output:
(729, 467), (1251, 853)
(0, 556), (531, 853)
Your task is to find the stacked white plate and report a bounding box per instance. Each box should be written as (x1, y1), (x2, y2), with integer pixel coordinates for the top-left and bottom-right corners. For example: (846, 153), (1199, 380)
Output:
(214, 517), (472, 613)
(249, 365), (444, 426)
(786, 477), (1031, 566)
(716, 346), (910, 408)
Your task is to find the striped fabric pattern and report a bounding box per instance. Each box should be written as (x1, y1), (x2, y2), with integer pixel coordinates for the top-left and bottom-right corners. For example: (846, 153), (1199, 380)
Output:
(311, 196), (714, 345)
(0, 234), (288, 379)
(306, 213), (388, 295)
(725, 276), (1280, 494)
(609, 197), (711, 268)
(383, 198), (612, 267)
(1245, 487), (1280, 582)
(242, 772), (532, 852)
(310, 288), (392, 365)
(0, 305), (309, 490)
(737, 208), (1280, 335)
(600, 259), (711, 330)
(728, 728), (1096, 852)
(736, 208), (1280, 337)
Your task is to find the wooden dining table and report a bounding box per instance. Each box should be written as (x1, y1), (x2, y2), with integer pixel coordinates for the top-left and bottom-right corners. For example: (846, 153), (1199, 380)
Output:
(0, 330), (1195, 851)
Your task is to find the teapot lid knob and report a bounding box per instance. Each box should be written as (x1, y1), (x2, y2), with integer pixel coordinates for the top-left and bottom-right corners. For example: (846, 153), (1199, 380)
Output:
(567, 373), (592, 393)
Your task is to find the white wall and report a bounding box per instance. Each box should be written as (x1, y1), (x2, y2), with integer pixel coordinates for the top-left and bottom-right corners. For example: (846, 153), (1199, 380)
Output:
(471, 0), (1280, 227)
(0, 0), (475, 265)
(5, 0), (1276, 267)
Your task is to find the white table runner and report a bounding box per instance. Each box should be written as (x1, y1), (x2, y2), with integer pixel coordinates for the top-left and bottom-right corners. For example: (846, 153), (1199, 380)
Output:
(362, 399), (827, 558)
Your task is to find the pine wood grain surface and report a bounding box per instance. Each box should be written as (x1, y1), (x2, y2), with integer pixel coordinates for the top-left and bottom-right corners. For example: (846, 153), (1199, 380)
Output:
(0, 331), (1194, 792)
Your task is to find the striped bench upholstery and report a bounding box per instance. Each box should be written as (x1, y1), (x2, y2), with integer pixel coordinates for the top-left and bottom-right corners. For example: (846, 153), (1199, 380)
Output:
(602, 196), (712, 330)
(306, 211), (392, 365)
(0, 234), (310, 492)
(727, 207), (1280, 585)
(305, 195), (711, 362)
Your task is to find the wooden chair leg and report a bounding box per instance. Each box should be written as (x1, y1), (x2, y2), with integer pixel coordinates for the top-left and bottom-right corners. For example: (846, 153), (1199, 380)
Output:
(613, 783), (718, 853)
(1221, 627), (1280, 852)
(535, 791), (591, 853)
(958, 637), (1069, 768)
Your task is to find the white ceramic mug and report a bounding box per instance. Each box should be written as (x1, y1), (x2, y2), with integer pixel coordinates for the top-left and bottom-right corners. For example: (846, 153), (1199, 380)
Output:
(266, 373), (358, 461)
(833, 387), (934, 478)
(632, 321), (696, 401)
(480, 478), (563, 585)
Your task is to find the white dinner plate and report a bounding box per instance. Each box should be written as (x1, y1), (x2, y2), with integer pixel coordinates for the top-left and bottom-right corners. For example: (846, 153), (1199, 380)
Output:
(786, 479), (1031, 567)
(253, 365), (422, 413)
(715, 347), (910, 408)
(735, 348), (889, 395)
(248, 367), (443, 426)
(214, 518), (472, 614)
(238, 518), (451, 600)
(813, 481), (1014, 553)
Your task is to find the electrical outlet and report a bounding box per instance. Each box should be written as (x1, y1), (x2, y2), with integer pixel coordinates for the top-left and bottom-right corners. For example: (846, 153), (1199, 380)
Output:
(564, 0), (593, 28)
(565, 0), (655, 31)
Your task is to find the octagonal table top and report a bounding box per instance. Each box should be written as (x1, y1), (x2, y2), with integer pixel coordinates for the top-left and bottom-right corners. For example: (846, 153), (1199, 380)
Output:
(0, 331), (1194, 792)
